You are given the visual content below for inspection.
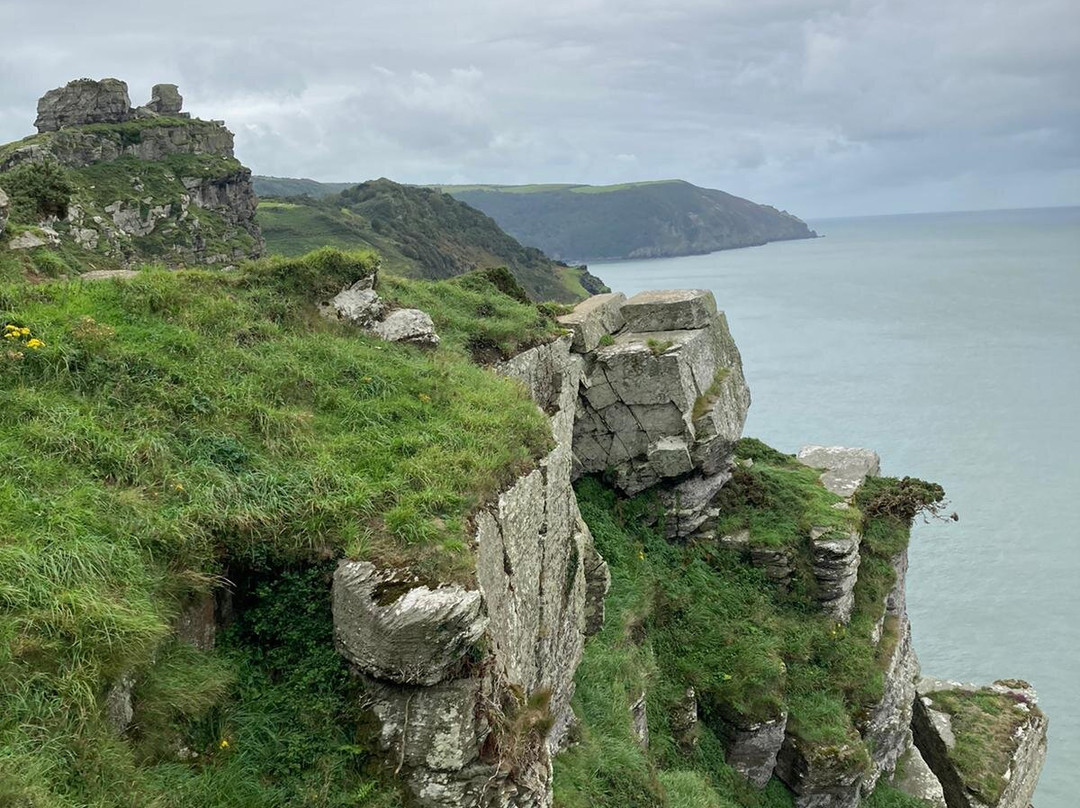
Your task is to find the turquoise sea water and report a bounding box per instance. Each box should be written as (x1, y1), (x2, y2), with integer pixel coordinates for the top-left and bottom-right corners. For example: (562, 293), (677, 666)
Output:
(595, 207), (1080, 807)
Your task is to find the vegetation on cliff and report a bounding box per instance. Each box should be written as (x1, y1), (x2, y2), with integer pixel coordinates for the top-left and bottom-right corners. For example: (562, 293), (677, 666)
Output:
(553, 443), (942, 808)
(0, 248), (564, 807)
(257, 180), (608, 303)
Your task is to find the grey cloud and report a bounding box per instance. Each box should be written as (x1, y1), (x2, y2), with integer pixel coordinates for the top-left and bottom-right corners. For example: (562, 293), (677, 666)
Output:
(1, 0), (1077, 216)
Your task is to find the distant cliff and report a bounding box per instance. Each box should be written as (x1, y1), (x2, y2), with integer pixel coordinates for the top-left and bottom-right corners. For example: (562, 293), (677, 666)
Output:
(0, 78), (262, 276)
(254, 176), (817, 263)
(258, 180), (608, 303)
(444, 180), (817, 261)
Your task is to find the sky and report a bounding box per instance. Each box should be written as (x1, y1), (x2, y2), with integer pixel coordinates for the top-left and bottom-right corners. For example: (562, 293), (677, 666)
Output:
(1, 0), (1077, 218)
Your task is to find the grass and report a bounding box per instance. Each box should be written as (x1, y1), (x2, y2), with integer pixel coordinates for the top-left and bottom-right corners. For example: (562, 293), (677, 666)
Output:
(0, 248), (556, 807)
(924, 689), (1038, 805)
(711, 440), (861, 550)
(692, 368), (732, 420)
(556, 445), (941, 804)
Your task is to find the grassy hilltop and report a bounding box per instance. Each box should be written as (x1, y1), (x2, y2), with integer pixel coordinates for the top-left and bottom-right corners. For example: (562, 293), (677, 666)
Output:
(0, 249), (564, 807)
(255, 176), (818, 263)
(256, 179), (608, 303)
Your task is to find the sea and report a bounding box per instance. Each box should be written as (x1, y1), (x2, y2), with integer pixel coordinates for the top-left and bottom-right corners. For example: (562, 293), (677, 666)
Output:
(594, 206), (1080, 807)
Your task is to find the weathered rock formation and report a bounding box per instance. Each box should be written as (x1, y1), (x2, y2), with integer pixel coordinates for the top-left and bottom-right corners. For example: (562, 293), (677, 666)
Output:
(35, 78), (134, 132)
(912, 678), (1047, 808)
(3, 78), (262, 266)
(331, 329), (598, 806)
(566, 289), (751, 538)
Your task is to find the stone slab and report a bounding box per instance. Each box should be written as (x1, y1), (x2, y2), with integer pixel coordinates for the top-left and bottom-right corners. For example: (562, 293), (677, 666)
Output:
(621, 289), (718, 332)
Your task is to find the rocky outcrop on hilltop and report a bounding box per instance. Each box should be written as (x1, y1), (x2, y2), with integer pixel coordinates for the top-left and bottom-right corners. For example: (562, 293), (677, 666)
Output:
(1, 78), (262, 267)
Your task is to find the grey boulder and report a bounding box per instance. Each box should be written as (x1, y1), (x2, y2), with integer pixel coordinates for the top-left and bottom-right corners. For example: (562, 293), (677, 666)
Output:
(796, 445), (881, 499)
(372, 308), (441, 348)
(0, 187), (8, 236)
(557, 291), (626, 352)
(147, 84), (183, 116)
(621, 288), (717, 332)
(332, 561), (486, 686)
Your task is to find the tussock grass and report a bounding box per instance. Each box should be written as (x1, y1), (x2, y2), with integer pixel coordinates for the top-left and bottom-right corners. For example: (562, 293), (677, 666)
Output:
(0, 248), (553, 806)
(925, 689), (1037, 805)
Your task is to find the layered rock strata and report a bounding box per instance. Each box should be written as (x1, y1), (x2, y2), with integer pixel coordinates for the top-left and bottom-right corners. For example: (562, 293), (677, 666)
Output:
(912, 678), (1047, 808)
(566, 289), (751, 538)
(332, 333), (597, 806)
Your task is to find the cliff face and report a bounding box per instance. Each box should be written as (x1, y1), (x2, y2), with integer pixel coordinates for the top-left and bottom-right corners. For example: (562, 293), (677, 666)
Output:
(0, 78), (262, 273)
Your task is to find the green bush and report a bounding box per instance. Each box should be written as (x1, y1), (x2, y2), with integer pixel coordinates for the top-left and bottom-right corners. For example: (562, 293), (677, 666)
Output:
(1, 160), (74, 223)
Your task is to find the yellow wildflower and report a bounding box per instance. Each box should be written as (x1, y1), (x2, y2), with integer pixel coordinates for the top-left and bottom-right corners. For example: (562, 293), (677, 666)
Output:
(26, 339), (44, 349)
(219, 738), (229, 749)
(3, 332), (16, 340)
(174, 483), (185, 491)
(19, 327), (30, 336)
(418, 393), (432, 403)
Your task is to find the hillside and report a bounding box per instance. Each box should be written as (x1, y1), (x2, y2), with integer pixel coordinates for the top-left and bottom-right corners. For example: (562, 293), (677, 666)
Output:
(0, 79), (262, 279)
(255, 176), (818, 262)
(444, 180), (818, 261)
(257, 180), (608, 303)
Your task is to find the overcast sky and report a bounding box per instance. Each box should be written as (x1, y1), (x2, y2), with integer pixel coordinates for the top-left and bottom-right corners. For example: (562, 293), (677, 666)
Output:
(1, 0), (1077, 218)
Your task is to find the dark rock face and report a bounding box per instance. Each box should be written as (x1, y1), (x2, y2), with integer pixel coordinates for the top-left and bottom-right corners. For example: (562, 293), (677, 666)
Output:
(35, 78), (133, 132)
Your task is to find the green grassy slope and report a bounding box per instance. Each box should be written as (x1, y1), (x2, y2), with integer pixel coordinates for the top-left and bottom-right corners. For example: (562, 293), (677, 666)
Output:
(0, 248), (564, 808)
(257, 179), (609, 303)
(253, 176), (817, 263)
(554, 441), (942, 808)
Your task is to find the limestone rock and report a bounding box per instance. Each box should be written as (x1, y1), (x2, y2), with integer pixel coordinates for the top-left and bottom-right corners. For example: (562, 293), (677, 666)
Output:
(860, 618), (919, 789)
(174, 592), (216, 651)
(147, 84), (183, 115)
(8, 231), (48, 250)
(36, 78), (133, 132)
(557, 292), (626, 352)
(332, 561), (486, 686)
(670, 687), (699, 750)
(80, 269), (140, 281)
(362, 675), (491, 772)
(325, 286), (384, 327)
(796, 445), (881, 499)
(105, 673), (136, 734)
(810, 528), (861, 623)
(0, 187), (8, 236)
(890, 745), (947, 808)
(371, 308), (440, 348)
(725, 713), (788, 788)
(621, 288), (717, 332)
(912, 678), (1047, 808)
(573, 299), (750, 508)
(774, 733), (866, 808)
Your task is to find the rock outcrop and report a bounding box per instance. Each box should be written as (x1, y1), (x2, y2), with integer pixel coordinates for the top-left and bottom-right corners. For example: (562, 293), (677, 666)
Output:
(912, 678), (1047, 808)
(35, 78), (134, 132)
(3, 78), (262, 267)
(332, 332), (594, 806)
(567, 289), (751, 537)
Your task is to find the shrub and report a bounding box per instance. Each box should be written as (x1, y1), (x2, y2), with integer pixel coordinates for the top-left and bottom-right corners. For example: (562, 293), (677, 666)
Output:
(1, 160), (74, 223)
